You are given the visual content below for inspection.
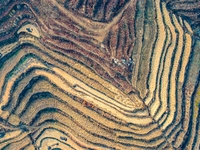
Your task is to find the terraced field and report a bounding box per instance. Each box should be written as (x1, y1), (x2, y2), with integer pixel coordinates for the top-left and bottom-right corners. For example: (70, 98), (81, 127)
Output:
(0, 0), (199, 149)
